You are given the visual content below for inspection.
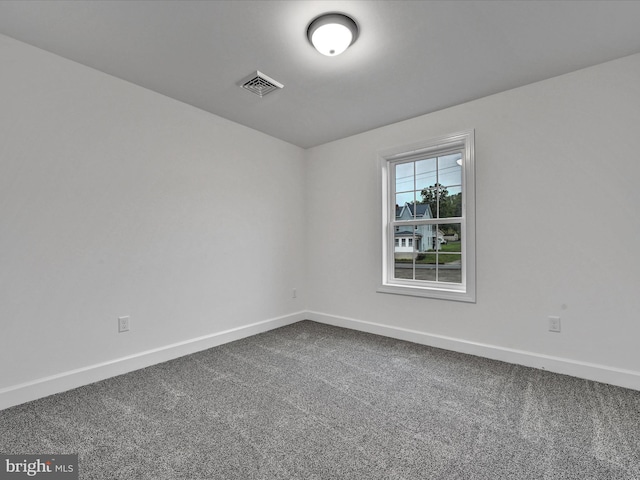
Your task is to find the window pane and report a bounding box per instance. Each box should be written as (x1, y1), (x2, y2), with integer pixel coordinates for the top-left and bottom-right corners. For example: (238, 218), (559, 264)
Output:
(439, 185), (462, 219)
(394, 260), (414, 280)
(394, 225), (421, 280)
(394, 227), (417, 252)
(438, 153), (462, 187)
(437, 254), (462, 283)
(395, 192), (415, 213)
(415, 157), (437, 192)
(413, 224), (434, 252)
(435, 224), (462, 283)
(394, 225), (415, 280)
(415, 250), (437, 281)
(395, 162), (414, 193)
(417, 185), (438, 218)
(440, 223), (461, 245)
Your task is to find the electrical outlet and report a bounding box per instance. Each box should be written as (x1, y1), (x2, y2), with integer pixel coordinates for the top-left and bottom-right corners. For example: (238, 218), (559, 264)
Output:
(292, 288), (297, 298)
(118, 315), (130, 333)
(548, 316), (561, 333)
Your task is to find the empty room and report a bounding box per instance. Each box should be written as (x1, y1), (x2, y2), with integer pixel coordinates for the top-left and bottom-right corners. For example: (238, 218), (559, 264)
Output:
(1, 1), (639, 478)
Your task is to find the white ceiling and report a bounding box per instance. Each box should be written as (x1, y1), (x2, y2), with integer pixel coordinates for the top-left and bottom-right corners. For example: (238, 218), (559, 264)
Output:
(1, 0), (640, 148)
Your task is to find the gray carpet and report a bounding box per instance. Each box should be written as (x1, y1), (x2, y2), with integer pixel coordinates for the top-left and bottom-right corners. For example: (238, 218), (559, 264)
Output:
(1, 320), (639, 479)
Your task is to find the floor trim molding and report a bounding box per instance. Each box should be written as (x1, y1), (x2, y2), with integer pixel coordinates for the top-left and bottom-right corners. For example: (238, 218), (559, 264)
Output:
(307, 311), (640, 392)
(4, 309), (638, 411)
(0, 311), (306, 411)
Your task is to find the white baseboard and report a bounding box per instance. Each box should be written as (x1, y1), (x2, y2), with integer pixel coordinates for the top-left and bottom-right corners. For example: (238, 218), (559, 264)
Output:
(307, 311), (640, 392)
(0, 311), (306, 411)
(3, 309), (638, 411)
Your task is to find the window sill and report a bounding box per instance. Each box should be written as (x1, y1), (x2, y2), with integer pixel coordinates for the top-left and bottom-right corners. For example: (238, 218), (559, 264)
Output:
(377, 283), (476, 303)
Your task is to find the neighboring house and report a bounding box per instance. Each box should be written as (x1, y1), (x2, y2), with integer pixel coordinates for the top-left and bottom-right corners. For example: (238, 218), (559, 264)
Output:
(394, 203), (444, 258)
(394, 229), (421, 254)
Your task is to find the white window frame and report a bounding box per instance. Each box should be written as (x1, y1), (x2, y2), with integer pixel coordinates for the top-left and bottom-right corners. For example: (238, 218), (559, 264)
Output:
(378, 129), (476, 302)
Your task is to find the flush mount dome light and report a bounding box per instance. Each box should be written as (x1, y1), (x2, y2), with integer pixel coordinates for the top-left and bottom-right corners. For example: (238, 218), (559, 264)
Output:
(307, 13), (358, 56)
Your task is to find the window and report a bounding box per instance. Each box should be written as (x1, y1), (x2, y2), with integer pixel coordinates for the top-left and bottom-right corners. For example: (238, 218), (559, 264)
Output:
(378, 130), (475, 302)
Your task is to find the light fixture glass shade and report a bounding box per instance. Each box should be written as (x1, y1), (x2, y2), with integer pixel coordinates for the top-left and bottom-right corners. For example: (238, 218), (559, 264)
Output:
(307, 13), (358, 56)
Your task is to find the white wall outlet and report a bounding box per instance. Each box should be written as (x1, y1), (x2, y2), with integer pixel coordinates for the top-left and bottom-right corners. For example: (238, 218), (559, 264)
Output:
(548, 316), (561, 333)
(292, 288), (297, 298)
(118, 315), (130, 333)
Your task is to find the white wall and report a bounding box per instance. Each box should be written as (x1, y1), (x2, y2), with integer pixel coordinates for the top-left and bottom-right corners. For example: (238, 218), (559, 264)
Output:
(2, 34), (639, 410)
(0, 35), (307, 406)
(305, 53), (640, 389)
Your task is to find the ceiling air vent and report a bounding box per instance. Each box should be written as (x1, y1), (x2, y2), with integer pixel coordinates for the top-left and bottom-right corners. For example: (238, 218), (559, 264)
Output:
(240, 71), (284, 98)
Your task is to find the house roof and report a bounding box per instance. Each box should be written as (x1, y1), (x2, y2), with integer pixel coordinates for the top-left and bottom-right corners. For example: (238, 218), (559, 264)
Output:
(395, 231), (422, 238)
(396, 203), (432, 219)
(405, 203), (430, 217)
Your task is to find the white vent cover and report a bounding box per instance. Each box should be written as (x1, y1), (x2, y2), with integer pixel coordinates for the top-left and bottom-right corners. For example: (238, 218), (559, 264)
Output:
(240, 71), (284, 97)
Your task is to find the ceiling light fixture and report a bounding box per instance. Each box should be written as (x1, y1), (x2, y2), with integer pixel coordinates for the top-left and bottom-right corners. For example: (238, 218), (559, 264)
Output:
(307, 13), (358, 56)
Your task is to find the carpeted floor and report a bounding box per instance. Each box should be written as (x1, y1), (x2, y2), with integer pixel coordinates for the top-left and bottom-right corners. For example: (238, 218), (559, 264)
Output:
(1, 320), (639, 479)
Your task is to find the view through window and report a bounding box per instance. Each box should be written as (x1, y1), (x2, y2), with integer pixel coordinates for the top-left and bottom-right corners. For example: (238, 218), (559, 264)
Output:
(379, 130), (475, 302)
